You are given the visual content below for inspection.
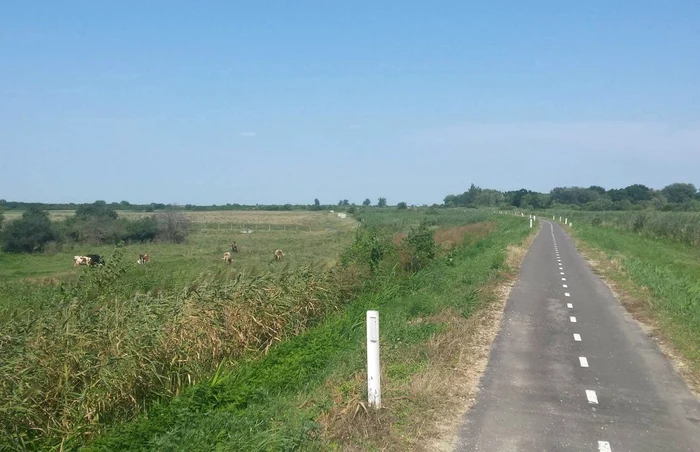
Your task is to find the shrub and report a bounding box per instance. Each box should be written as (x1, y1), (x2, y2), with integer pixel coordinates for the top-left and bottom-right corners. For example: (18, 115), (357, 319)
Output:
(397, 202), (408, 210)
(1, 208), (58, 253)
(156, 211), (192, 243)
(341, 225), (390, 275)
(400, 222), (436, 272)
(125, 216), (158, 242)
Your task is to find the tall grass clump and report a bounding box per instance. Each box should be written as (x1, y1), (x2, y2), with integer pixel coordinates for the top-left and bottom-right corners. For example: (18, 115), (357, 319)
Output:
(0, 244), (362, 449)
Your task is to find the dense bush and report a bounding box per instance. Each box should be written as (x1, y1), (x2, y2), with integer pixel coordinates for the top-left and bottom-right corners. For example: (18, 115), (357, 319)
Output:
(400, 222), (436, 272)
(1, 208), (58, 253)
(1, 203), (193, 253)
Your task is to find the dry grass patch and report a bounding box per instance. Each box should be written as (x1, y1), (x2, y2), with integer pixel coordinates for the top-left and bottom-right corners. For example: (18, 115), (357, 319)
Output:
(391, 222), (496, 250)
(433, 223), (496, 249)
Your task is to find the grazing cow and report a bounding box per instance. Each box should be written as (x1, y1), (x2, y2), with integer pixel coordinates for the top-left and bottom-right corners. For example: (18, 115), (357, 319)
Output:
(86, 254), (103, 267)
(73, 255), (90, 266)
(222, 251), (232, 264)
(231, 241), (238, 253)
(273, 249), (284, 261)
(138, 253), (150, 264)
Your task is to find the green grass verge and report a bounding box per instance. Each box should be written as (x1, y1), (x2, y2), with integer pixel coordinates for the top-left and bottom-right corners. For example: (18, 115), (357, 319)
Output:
(82, 215), (531, 451)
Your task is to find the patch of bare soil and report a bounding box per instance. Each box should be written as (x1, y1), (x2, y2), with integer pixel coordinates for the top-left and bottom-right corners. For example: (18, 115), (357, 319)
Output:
(574, 239), (700, 398)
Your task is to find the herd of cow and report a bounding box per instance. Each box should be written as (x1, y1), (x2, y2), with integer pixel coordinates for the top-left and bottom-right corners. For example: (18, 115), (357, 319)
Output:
(221, 241), (284, 264)
(72, 241), (285, 268)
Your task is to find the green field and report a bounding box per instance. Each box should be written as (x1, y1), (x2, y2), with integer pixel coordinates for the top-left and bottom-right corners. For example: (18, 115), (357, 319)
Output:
(1, 208), (536, 450)
(0, 210), (355, 282)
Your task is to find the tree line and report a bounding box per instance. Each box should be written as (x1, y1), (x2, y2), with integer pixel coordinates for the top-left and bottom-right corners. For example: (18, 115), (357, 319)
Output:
(0, 201), (192, 253)
(0, 197), (403, 213)
(443, 183), (700, 211)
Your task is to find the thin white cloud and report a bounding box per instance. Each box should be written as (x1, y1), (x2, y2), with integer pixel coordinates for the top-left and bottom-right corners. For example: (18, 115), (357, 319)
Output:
(240, 132), (257, 137)
(348, 124), (363, 130)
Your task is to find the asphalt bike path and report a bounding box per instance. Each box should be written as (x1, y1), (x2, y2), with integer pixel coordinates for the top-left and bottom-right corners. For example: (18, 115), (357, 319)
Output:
(454, 221), (700, 451)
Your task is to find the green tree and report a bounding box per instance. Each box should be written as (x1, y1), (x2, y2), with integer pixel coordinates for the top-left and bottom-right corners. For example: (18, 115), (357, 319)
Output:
(662, 183), (697, 204)
(310, 198), (321, 211)
(624, 184), (651, 202)
(1, 208), (58, 253)
(75, 201), (118, 220)
(377, 197), (387, 208)
(397, 202), (408, 209)
(363, 198), (372, 206)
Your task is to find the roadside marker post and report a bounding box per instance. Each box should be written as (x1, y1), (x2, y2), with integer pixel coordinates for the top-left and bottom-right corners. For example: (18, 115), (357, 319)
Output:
(530, 218), (533, 228)
(367, 310), (381, 409)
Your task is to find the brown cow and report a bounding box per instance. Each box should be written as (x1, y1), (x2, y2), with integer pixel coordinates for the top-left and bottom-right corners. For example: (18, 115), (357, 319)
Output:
(231, 241), (238, 253)
(138, 253), (150, 264)
(273, 249), (284, 261)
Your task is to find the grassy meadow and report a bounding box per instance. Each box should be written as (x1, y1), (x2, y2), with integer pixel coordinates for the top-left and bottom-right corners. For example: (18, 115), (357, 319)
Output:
(0, 210), (355, 283)
(0, 208), (535, 450)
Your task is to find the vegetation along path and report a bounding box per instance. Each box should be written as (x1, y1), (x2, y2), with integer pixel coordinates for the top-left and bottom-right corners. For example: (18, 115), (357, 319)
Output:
(455, 220), (700, 451)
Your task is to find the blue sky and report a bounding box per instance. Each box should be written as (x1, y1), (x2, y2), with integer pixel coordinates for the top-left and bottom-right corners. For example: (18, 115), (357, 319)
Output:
(1, 1), (699, 205)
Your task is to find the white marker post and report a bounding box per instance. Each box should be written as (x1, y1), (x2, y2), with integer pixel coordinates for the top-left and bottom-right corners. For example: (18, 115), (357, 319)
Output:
(559, 216), (562, 222)
(565, 218), (568, 225)
(534, 215), (537, 221)
(553, 215), (555, 220)
(530, 218), (533, 228)
(570, 222), (573, 228)
(367, 310), (381, 409)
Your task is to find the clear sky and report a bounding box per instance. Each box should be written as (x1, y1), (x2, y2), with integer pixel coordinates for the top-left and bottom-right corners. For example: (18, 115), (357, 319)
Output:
(1, 1), (699, 206)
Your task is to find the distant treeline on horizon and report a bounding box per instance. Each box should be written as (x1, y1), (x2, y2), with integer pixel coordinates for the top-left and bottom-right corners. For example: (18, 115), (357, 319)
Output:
(2, 182), (700, 212)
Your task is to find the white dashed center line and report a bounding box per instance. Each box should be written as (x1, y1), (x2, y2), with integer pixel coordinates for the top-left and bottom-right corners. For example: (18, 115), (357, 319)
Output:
(579, 357), (589, 367)
(586, 390), (598, 404)
(574, 333), (581, 341)
(563, 284), (568, 288)
(564, 292), (570, 297)
(570, 316), (577, 323)
(567, 303), (573, 308)
(598, 440), (612, 452)
(560, 272), (565, 275)
(562, 277), (566, 281)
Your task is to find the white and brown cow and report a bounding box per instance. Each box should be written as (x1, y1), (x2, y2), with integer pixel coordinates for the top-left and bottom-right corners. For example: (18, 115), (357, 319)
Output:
(222, 251), (232, 264)
(73, 255), (90, 266)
